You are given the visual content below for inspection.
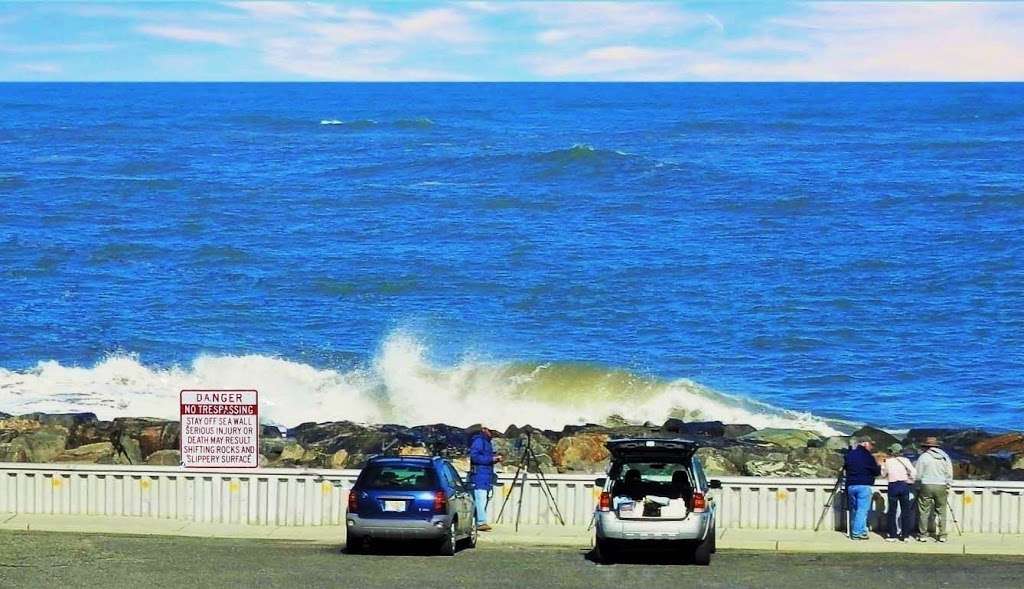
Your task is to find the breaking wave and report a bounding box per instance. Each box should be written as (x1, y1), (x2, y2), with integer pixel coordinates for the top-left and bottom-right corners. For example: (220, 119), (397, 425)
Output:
(0, 332), (844, 435)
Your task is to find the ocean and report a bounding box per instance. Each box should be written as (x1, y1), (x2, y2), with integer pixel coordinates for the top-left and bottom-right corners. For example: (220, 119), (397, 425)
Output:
(1, 83), (1021, 433)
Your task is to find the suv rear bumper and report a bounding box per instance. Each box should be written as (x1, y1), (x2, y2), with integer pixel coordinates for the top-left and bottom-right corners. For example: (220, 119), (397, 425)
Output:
(595, 510), (713, 542)
(347, 514), (451, 541)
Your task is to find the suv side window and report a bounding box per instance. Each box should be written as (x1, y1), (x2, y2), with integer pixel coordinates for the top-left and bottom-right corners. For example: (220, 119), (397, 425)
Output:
(692, 457), (708, 490)
(445, 464), (467, 492)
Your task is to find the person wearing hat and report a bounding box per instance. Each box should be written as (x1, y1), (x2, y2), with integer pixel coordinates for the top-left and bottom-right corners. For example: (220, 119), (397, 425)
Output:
(468, 425), (503, 532)
(881, 443), (917, 542)
(843, 435), (882, 540)
(915, 436), (954, 542)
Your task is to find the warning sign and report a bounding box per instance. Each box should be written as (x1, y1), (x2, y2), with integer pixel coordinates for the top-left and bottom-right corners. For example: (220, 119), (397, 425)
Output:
(180, 390), (259, 468)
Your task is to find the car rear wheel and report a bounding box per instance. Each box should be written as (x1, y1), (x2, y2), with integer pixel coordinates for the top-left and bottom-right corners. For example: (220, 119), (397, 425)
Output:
(345, 535), (364, 554)
(595, 537), (618, 563)
(438, 520), (457, 556)
(689, 536), (712, 566)
(709, 524), (717, 554)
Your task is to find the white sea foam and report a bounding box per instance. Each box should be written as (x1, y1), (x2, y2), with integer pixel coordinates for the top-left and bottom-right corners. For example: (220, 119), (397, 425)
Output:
(0, 332), (843, 435)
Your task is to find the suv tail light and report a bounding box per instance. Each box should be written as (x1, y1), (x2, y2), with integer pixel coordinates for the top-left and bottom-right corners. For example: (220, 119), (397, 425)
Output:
(599, 491), (611, 511)
(347, 491), (358, 513)
(433, 490), (447, 513)
(692, 491), (707, 513)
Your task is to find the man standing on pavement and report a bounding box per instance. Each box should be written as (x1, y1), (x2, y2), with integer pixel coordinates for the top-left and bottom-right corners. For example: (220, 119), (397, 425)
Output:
(469, 425), (503, 532)
(915, 436), (954, 542)
(844, 436), (881, 540)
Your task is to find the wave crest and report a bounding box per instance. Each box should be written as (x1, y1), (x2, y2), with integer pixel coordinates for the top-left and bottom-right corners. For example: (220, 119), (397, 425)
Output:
(0, 333), (842, 435)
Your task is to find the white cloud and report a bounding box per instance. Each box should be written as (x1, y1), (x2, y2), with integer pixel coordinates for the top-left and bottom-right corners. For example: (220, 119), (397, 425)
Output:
(732, 2), (1024, 80)
(527, 1), (1024, 80)
(15, 62), (61, 74)
(137, 25), (241, 46)
(523, 2), (713, 45)
(0, 42), (116, 54)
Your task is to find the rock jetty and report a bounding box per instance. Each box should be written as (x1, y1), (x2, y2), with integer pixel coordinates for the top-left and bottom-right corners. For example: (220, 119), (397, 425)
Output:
(1, 412), (1022, 480)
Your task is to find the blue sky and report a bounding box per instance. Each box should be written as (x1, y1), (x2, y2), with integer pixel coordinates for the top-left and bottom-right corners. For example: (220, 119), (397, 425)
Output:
(1, 1), (1023, 81)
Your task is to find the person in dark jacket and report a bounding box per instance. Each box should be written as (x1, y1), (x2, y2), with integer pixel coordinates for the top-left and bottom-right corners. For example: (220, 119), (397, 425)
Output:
(468, 426), (503, 531)
(844, 436), (882, 540)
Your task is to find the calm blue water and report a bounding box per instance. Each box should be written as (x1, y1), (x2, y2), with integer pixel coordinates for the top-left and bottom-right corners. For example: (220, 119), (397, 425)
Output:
(1, 83), (1022, 430)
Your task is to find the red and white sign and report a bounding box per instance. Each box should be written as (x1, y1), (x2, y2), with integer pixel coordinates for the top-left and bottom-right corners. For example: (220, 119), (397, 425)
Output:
(180, 389), (259, 468)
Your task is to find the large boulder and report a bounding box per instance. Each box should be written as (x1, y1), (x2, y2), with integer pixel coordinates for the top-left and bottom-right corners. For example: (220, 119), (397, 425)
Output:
(134, 422), (180, 459)
(550, 433), (610, 472)
(278, 442), (308, 463)
(145, 449), (181, 466)
(738, 428), (823, 450)
(262, 437), (287, 459)
(662, 420), (725, 438)
(0, 417), (45, 442)
(66, 420), (118, 448)
(17, 412), (97, 429)
(329, 449), (349, 469)
(969, 433), (1024, 457)
(54, 442), (116, 463)
(851, 426), (900, 449)
(905, 428), (991, 451)
(0, 441), (29, 462)
(741, 452), (791, 476)
(741, 447), (842, 477)
(723, 424), (757, 439)
(695, 447), (740, 476)
(12, 428), (68, 462)
(114, 434), (142, 465)
(953, 454), (1009, 480)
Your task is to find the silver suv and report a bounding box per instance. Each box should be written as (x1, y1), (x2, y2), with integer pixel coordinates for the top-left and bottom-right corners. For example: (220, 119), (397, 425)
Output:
(593, 438), (721, 565)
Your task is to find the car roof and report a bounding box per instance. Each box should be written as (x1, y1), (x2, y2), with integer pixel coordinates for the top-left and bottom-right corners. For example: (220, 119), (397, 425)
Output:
(366, 455), (441, 464)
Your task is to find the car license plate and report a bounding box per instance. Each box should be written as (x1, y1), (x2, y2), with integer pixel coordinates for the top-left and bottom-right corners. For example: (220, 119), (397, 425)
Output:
(383, 500), (406, 512)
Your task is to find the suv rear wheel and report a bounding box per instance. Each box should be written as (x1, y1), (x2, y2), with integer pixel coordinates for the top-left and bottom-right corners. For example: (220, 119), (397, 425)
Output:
(595, 537), (618, 563)
(689, 536), (712, 566)
(438, 519), (457, 556)
(460, 520), (478, 549)
(345, 535), (364, 554)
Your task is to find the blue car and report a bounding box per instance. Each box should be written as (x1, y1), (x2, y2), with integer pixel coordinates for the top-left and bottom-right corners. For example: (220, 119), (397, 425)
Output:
(346, 455), (477, 555)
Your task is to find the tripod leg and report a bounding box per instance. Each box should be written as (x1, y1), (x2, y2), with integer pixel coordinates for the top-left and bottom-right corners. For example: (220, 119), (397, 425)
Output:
(496, 458), (526, 523)
(515, 468), (528, 532)
(530, 450), (566, 526)
(814, 476), (843, 532)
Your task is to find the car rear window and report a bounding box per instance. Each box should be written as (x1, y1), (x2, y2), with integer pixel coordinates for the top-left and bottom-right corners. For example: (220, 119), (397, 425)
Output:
(359, 463), (438, 490)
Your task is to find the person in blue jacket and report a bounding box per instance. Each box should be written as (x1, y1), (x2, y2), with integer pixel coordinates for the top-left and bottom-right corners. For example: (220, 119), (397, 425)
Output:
(468, 426), (503, 531)
(844, 436), (882, 540)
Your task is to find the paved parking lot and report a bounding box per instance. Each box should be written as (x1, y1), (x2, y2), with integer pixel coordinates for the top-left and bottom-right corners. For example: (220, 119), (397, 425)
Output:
(2, 530), (1024, 588)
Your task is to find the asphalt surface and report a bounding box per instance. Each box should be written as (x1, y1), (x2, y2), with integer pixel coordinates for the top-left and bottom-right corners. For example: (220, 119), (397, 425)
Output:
(1, 530), (1022, 589)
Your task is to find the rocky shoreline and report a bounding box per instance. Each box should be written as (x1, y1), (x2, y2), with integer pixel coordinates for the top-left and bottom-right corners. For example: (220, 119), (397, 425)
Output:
(2, 411), (1023, 480)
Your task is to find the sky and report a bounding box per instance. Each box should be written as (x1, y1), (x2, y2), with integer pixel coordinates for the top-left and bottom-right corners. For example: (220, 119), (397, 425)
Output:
(1, 1), (1023, 81)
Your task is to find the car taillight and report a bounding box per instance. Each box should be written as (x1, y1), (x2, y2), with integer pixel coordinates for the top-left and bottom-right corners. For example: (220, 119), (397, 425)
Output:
(692, 492), (707, 512)
(433, 490), (447, 512)
(599, 491), (611, 511)
(347, 491), (358, 512)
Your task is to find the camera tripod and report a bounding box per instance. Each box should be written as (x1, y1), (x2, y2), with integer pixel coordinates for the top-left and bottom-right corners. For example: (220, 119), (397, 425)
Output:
(814, 467), (847, 532)
(495, 431), (566, 531)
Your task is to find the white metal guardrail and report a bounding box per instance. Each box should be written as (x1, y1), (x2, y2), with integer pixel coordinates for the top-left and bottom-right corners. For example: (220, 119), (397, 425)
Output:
(2, 463), (1022, 533)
